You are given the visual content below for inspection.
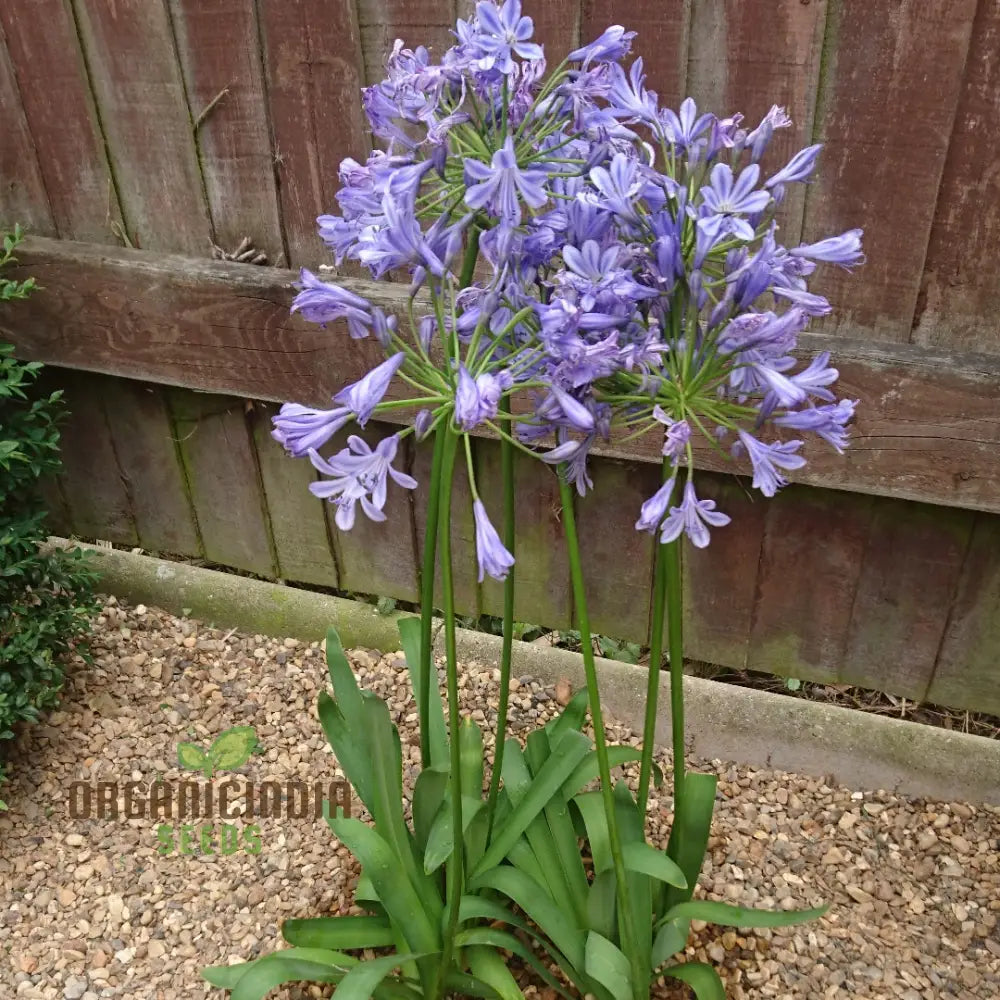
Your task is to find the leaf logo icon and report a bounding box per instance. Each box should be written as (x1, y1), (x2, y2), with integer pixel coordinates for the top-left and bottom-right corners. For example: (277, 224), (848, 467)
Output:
(177, 726), (260, 778)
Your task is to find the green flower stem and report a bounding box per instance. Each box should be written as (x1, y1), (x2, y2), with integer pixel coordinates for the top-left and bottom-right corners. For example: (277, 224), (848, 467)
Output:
(459, 226), (482, 289)
(558, 474), (644, 1000)
(664, 535), (686, 806)
(417, 426), (446, 770)
(485, 398), (516, 837)
(637, 464), (676, 817)
(435, 426), (464, 999)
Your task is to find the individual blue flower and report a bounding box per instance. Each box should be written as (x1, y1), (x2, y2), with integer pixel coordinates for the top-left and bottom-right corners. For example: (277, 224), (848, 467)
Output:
(652, 406), (690, 460)
(569, 25), (635, 66)
(766, 143), (822, 188)
(464, 137), (550, 225)
(736, 430), (806, 496)
(699, 163), (771, 239)
(789, 351), (838, 401)
(658, 481), (731, 548)
(588, 153), (643, 224)
(635, 476), (677, 532)
(309, 434), (417, 531)
(333, 353), (406, 426)
(472, 0), (543, 75)
(606, 58), (657, 122)
(775, 399), (857, 453)
(473, 499), (515, 581)
(454, 365), (514, 430)
(791, 229), (864, 269)
(744, 105), (792, 161)
(771, 285), (831, 316)
(271, 403), (352, 458)
(291, 269), (373, 337)
(658, 97), (715, 154)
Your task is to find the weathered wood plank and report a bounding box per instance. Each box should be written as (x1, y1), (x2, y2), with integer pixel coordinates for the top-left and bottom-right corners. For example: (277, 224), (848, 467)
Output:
(330, 420), (421, 604)
(250, 401), (340, 588)
(167, 389), (276, 577)
(168, 0), (285, 259)
(746, 485), (874, 684)
(52, 369), (138, 545)
(3, 237), (998, 514)
(70, 0), (212, 253)
(101, 378), (202, 556)
(686, 0), (827, 243)
(580, 0), (689, 108)
(529, 0), (582, 64)
(257, 0), (368, 268)
(839, 497), (972, 701)
(683, 473), (768, 670)
(0, 0), (121, 242)
(927, 511), (1000, 715)
(0, 22), (54, 235)
(358, 0), (454, 85)
(912, 0), (1000, 354)
(801, 0), (976, 342)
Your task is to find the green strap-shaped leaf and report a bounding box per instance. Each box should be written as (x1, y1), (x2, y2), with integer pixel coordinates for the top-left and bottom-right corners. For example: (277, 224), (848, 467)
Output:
(573, 791), (612, 872)
(398, 618), (448, 768)
(423, 794), (485, 873)
(622, 841), (687, 889)
(326, 626), (364, 720)
(318, 692), (374, 812)
(660, 961), (726, 1000)
(562, 746), (644, 799)
(584, 931), (632, 1000)
(458, 716), (484, 796)
(332, 952), (427, 1000)
(207, 948), (356, 1000)
(281, 915), (395, 950)
(505, 834), (549, 889)
(662, 772), (718, 913)
(457, 928), (576, 1000)
(470, 866), (586, 973)
(586, 869), (617, 941)
(472, 729), (590, 878)
(440, 971), (504, 999)
(651, 918), (690, 973)
(656, 899), (829, 931)
(544, 686), (589, 745)
(465, 945), (526, 1000)
(412, 766), (449, 856)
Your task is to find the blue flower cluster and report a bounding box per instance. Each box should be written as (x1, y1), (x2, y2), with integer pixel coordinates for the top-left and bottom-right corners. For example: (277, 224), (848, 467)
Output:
(273, 0), (864, 577)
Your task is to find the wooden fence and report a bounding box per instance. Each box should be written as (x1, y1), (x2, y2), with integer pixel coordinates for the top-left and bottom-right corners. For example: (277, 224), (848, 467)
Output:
(0, 0), (998, 715)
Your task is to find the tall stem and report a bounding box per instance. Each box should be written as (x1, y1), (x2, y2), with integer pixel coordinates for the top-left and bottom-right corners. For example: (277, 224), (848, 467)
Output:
(418, 426), (446, 770)
(558, 475), (644, 1000)
(485, 398), (515, 836)
(436, 428), (463, 998)
(664, 538), (686, 805)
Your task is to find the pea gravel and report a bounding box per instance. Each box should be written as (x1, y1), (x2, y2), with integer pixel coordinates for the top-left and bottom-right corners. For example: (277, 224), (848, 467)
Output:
(1, 598), (998, 1000)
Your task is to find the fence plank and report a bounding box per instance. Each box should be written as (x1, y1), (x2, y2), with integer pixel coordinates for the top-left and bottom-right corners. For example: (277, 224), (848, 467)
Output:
(358, 0), (454, 85)
(257, 0), (368, 268)
(4, 238), (999, 515)
(168, 0), (285, 259)
(0, 24), (54, 235)
(167, 389), (276, 577)
(912, 0), (1000, 354)
(839, 498), (973, 701)
(746, 485), (874, 685)
(801, 0), (976, 343)
(0, 0), (121, 242)
(686, 0), (827, 243)
(54, 369), (138, 545)
(101, 378), (202, 556)
(250, 402), (340, 588)
(581, 0), (689, 108)
(530, 0), (582, 63)
(69, 0), (211, 254)
(927, 511), (1000, 715)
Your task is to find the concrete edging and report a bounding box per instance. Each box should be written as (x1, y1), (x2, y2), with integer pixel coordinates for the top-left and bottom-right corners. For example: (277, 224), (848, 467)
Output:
(66, 539), (1000, 805)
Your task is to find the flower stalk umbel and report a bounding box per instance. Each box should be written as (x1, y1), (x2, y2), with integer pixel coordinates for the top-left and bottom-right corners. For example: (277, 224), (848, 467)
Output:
(231, 4), (866, 999)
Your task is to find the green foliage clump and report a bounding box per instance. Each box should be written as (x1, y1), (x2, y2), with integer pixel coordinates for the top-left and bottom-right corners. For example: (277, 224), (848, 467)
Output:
(0, 226), (98, 806)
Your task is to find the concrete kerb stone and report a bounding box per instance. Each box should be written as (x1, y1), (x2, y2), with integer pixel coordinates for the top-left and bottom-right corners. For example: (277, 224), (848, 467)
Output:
(64, 539), (1000, 805)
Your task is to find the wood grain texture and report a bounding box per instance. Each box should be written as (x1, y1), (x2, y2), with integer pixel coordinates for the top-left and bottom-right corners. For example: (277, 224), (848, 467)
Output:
(250, 401), (340, 587)
(747, 485), (874, 685)
(258, 0), (368, 267)
(527, 0), (582, 63)
(927, 511), (1000, 715)
(168, 0), (284, 258)
(0, 22), (54, 235)
(686, 0), (827, 242)
(0, 0), (121, 242)
(167, 389), (276, 577)
(581, 0), (689, 108)
(53, 369), (138, 545)
(838, 497), (972, 701)
(358, 0), (455, 84)
(101, 378), (202, 555)
(801, 0), (977, 343)
(4, 237), (999, 514)
(912, 0), (1000, 353)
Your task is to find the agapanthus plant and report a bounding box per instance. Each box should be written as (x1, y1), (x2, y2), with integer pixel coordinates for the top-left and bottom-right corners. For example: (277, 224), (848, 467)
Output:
(213, 2), (864, 998)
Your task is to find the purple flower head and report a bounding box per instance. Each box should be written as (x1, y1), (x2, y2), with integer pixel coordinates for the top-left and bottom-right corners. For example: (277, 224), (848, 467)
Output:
(658, 97), (715, 154)
(699, 163), (771, 239)
(766, 143), (822, 188)
(658, 481), (731, 548)
(333, 353), (406, 426)
(775, 399), (857, 453)
(735, 431), (806, 497)
(635, 476), (677, 533)
(471, 0), (543, 75)
(309, 434), (417, 531)
(791, 229), (865, 270)
(588, 152), (644, 224)
(291, 270), (373, 338)
(652, 406), (691, 460)
(473, 499), (515, 581)
(464, 137), (550, 226)
(570, 25), (636, 66)
(454, 364), (514, 430)
(271, 403), (353, 458)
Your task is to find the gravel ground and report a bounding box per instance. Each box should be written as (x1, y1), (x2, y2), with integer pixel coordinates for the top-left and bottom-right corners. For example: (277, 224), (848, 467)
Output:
(1, 598), (998, 1000)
